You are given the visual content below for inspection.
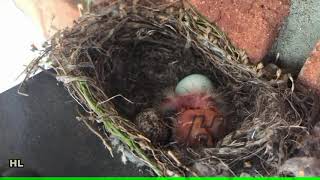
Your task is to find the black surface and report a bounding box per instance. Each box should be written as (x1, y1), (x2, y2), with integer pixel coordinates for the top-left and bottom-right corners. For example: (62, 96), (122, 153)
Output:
(0, 72), (146, 176)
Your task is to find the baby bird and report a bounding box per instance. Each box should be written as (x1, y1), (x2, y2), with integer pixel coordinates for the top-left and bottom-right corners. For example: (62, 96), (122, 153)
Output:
(161, 92), (226, 147)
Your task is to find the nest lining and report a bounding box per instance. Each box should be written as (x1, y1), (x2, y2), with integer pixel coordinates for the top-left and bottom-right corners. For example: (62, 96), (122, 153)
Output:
(24, 0), (317, 176)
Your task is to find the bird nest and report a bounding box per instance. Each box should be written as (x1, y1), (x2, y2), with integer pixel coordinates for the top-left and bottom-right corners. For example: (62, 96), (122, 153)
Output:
(24, 0), (317, 176)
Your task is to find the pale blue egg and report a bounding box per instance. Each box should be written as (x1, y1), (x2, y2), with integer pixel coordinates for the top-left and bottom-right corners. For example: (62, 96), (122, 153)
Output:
(175, 74), (213, 95)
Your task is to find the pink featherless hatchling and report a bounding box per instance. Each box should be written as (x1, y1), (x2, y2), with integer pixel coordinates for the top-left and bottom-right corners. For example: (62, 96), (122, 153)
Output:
(161, 74), (226, 147)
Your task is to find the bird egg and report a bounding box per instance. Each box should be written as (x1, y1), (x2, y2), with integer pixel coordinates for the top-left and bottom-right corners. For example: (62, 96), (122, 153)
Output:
(175, 74), (213, 95)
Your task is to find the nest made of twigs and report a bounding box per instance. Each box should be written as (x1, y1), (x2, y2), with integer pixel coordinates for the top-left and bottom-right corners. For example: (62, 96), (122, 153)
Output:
(24, 0), (317, 176)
